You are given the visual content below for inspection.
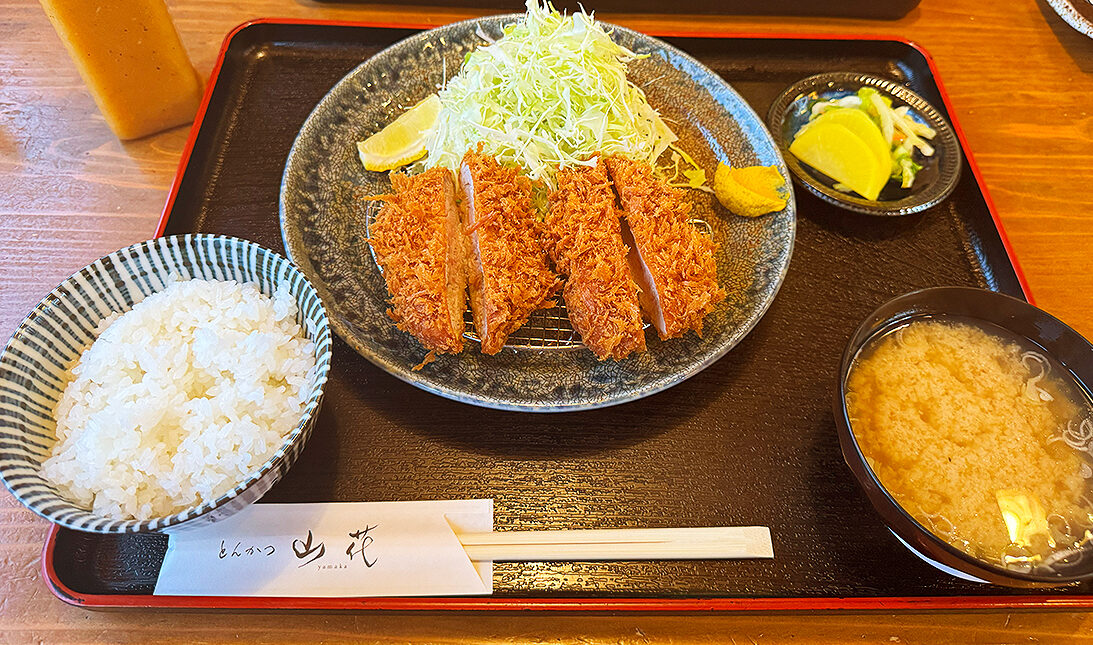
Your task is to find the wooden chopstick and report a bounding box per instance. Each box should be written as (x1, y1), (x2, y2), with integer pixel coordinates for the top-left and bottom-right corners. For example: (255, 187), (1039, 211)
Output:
(457, 527), (773, 561)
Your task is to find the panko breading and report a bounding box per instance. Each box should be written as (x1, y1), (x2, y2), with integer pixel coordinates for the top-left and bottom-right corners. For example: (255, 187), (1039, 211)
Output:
(546, 160), (645, 360)
(460, 149), (560, 354)
(369, 167), (466, 354)
(604, 156), (725, 339)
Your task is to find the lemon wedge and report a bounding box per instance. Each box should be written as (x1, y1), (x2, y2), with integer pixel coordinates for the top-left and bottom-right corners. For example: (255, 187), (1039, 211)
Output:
(789, 120), (886, 201)
(356, 94), (441, 172)
(713, 163), (788, 217)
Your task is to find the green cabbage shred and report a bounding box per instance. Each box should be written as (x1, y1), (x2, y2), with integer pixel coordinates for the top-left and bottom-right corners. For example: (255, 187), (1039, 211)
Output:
(423, 0), (678, 188)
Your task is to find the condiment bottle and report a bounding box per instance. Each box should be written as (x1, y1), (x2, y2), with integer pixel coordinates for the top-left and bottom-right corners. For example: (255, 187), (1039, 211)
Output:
(39, 0), (204, 140)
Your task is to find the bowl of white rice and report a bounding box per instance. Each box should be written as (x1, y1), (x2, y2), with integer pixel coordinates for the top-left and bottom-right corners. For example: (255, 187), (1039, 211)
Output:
(0, 234), (331, 533)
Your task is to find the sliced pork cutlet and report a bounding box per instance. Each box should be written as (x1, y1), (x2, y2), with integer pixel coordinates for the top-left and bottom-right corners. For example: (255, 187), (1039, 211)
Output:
(368, 167), (466, 355)
(604, 155), (725, 340)
(460, 150), (559, 355)
(546, 161), (645, 360)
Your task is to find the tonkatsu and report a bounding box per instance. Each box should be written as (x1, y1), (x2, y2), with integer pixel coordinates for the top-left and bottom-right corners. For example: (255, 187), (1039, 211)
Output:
(604, 155), (725, 339)
(460, 149), (560, 354)
(368, 167), (467, 355)
(545, 159), (645, 360)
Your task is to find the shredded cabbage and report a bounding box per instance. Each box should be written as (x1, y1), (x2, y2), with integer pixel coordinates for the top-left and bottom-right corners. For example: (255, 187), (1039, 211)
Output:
(857, 87), (936, 187)
(659, 143), (713, 193)
(423, 0), (677, 188)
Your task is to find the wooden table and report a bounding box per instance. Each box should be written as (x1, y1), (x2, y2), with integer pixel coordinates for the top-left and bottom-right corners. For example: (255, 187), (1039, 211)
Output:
(2, 0), (1093, 642)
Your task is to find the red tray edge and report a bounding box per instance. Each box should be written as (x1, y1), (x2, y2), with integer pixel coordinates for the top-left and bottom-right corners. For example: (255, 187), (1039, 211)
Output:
(40, 524), (1093, 611)
(91, 19), (1046, 613)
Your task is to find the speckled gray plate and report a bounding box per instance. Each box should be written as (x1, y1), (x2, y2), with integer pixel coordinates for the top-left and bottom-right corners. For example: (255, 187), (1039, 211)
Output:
(279, 15), (796, 412)
(1047, 0), (1093, 38)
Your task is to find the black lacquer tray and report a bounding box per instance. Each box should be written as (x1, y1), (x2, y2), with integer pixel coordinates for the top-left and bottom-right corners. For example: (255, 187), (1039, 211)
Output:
(46, 21), (1091, 611)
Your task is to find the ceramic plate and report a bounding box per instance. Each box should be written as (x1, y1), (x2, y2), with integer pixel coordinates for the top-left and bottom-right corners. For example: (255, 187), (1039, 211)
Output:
(1047, 0), (1093, 38)
(280, 15), (795, 411)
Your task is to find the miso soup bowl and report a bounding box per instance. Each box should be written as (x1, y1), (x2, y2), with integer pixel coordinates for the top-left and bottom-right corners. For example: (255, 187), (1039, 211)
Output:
(834, 286), (1093, 587)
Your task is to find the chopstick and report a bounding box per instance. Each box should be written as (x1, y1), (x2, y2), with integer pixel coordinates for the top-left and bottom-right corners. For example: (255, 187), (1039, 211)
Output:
(457, 527), (773, 561)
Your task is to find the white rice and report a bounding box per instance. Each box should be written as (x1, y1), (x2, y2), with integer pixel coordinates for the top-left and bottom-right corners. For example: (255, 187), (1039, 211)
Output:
(41, 278), (317, 521)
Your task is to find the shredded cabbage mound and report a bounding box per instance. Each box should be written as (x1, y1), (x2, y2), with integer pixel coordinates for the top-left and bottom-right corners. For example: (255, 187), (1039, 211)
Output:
(423, 0), (677, 188)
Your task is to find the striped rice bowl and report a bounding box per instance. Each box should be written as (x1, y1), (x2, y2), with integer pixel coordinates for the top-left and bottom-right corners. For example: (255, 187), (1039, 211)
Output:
(0, 235), (331, 533)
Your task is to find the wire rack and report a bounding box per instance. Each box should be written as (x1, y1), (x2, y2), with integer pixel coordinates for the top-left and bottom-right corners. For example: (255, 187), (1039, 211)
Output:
(365, 201), (711, 351)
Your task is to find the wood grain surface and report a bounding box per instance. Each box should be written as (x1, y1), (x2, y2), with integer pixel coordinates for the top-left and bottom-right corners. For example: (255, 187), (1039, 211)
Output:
(2, 0), (1093, 642)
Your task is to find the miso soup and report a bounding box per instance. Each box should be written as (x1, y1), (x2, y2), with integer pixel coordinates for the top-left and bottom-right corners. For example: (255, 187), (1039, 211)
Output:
(845, 317), (1093, 572)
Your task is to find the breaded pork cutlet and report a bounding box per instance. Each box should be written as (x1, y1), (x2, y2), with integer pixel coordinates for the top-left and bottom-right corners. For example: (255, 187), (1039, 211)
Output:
(546, 160), (645, 360)
(460, 149), (560, 354)
(604, 156), (725, 339)
(368, 167), (466, 355)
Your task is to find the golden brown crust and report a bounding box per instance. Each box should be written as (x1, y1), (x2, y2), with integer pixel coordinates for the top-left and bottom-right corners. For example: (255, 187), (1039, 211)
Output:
(604, 155), (725, 339)
(368, 167), (465, 354)
(546, 160), (646, 360)
(460, 150), (560, 355)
